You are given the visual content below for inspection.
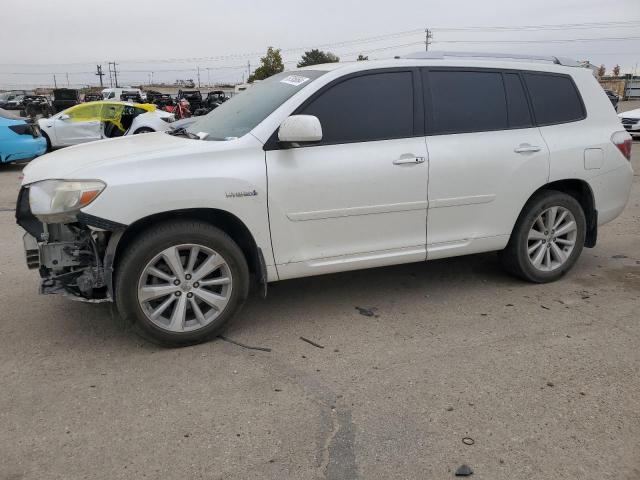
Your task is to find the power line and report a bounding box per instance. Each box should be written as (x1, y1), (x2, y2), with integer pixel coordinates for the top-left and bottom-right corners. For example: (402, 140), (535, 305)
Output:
(4, 20), (639, 68)
(432, 20), (640, 32)
(433, 36), (640, 44)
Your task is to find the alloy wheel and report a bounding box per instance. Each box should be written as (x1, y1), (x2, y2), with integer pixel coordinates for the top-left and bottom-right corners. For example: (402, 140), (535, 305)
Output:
(527, 206), (577, 272)
(137, 244), (233, 332)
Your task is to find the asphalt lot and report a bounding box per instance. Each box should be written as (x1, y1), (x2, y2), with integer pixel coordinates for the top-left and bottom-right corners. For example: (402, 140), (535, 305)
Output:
(0, 103), (639, 480)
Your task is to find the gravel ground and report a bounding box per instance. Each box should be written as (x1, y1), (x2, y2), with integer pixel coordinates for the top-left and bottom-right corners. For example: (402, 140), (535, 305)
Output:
(0, 102), (638, 480)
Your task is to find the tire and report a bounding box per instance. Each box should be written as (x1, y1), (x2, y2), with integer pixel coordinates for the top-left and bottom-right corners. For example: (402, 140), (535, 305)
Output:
(41, 131), (52, 152)
(500, 190), (586, 283)
(133, 127), (154, 134)
(115, 220), (250, 347)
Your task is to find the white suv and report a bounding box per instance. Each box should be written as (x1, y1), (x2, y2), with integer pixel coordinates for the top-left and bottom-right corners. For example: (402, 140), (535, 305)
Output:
(17, 52), (633, 346)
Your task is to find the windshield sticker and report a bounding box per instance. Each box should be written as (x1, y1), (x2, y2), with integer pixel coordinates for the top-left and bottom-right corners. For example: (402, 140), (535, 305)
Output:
(280, 75), (310, 87)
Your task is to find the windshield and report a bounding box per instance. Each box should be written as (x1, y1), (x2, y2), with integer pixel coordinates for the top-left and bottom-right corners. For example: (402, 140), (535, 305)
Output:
(186, 70), (327, 140)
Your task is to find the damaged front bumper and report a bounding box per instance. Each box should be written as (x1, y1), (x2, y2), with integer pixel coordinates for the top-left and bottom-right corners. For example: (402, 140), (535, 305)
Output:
(16, 186), (125, 302)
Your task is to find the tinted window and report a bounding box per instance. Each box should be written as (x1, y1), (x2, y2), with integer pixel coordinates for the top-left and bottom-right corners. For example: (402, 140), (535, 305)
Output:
(523, 73), (584, 125)
(427, 71), (507, 134)
(301, 71), (414, 144)
(504, 73), (533, 128)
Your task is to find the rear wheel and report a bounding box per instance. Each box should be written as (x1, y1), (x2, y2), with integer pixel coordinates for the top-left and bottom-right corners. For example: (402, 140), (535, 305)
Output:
(115, 221), (250, 346)
(133, 127), (154, 134)
(501, 191), (586, 283)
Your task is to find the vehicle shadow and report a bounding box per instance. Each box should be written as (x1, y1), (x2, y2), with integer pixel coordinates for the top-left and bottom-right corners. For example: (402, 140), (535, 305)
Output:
(53, 251), (517, 349)
(231, 251), (516, 333)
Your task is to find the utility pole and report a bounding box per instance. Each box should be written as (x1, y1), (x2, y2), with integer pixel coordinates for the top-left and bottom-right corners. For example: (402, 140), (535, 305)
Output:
(247, 60), (251, 81)
(197, 65), (201, 88)
(425, 29), (433, 51)
(207, 68), (211, 87)
(66, 72), (70, 87)
(53, 74), (57, 88)
(95, 65), (105, 87)
(112, 62), (119, 88)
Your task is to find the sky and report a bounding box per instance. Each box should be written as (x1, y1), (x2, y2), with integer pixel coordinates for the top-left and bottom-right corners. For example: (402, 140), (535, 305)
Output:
(0, 0), (639, 89)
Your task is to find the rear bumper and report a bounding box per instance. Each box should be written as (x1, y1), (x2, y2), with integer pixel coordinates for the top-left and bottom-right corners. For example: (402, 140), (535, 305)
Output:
(1, 137), (46, 164)
(590, 164), (634, 226)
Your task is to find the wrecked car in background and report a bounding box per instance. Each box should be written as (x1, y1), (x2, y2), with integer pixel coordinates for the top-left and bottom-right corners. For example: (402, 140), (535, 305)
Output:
(83, 92), (103, 102)
(52, 88), (80, 113)
(38, 100), (174, 148)
(21, 95), (55, 118)
(0, 108), (47, 164)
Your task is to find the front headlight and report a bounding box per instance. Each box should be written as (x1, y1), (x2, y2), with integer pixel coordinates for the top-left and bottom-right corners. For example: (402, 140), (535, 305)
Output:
(29, 179), (106, 222)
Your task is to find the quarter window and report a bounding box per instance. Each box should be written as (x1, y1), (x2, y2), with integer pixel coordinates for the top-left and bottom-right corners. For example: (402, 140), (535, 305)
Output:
(300, 71), (414, 144)
(523, 73), (585, 125)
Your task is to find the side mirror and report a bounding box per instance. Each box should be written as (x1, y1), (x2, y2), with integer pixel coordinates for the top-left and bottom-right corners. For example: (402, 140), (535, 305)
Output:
(59, 114), (70, 121)
(278, 115), (322, 144)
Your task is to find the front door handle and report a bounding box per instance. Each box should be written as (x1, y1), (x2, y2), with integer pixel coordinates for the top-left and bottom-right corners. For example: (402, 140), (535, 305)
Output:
(514, 144), (542, 154)
(393, 156), (425, 165)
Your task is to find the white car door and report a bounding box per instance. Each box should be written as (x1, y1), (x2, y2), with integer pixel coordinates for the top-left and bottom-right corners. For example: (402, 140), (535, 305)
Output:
(53, 104), (103, 146)
(422, 69), (550, 259)
(266, 70), (429, 279)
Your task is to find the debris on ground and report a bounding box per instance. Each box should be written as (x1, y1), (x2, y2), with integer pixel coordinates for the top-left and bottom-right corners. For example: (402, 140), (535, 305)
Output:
(455, 464), (474, 476)
(355, 306), (377, 317)
(218, 335), (272, 352)
(300, 336), (324, 349)
(462, 437), (475, 445)
(540, 305), (550, 310)
(446, 406), (454, 411)
(546, 381), (555, 387)
(612, 254), (628, 259)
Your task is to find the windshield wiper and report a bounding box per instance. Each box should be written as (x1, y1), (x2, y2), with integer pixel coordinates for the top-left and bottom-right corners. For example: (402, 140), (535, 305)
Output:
(167, 127), (201, 140)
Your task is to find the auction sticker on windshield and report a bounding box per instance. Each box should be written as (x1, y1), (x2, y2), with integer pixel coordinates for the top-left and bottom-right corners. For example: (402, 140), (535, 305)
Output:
(280, 75), (310, 87)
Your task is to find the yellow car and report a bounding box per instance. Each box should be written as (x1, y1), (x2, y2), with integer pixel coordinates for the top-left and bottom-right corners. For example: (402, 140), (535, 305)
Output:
(38, 100), (175, 148)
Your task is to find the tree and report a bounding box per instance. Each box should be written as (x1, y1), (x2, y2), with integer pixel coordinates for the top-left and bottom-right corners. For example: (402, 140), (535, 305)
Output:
(597, 64), (606, 77)
(612, 64), (621, 77)
(297, 49), (340, 67)
(248, 47), (284, 83)
(356, 54), (369, 61)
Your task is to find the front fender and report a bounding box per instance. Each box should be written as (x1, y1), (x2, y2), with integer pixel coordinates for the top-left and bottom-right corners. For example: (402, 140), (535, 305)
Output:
(78, 136), (274, 267)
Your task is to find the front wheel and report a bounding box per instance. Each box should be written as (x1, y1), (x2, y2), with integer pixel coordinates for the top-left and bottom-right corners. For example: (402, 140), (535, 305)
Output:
(501, 191), (586, 283)
(115, 221), (250, 346)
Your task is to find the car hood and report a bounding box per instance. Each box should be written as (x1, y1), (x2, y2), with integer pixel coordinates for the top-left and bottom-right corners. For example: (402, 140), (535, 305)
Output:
(22, 133), (193, 184)
(620, 108), (640, 119)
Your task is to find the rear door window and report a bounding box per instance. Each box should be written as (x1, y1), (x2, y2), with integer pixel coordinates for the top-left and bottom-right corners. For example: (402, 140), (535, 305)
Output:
(522, 73), (585, 125)
(425, 70), (508, 135)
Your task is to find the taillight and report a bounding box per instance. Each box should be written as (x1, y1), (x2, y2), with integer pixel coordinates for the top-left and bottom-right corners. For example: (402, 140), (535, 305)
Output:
(611, 131), (632, 161)
(8, 124), (30, 135)
(8, 123), (40, 138)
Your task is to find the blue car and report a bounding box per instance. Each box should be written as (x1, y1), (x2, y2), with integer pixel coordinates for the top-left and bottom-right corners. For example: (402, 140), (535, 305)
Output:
(0, 108), (47, 164)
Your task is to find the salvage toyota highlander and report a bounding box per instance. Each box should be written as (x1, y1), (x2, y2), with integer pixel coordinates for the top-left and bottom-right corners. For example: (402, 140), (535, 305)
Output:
(16, 52), (634, 346)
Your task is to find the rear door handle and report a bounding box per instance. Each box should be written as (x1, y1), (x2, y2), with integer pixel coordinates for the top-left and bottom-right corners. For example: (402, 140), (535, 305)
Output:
(514, 144), (542, 154)
(393, 156), (425, 165)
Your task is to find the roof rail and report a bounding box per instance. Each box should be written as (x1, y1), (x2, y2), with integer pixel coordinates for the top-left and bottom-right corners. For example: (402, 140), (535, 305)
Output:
(401, 51), (580, 67)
